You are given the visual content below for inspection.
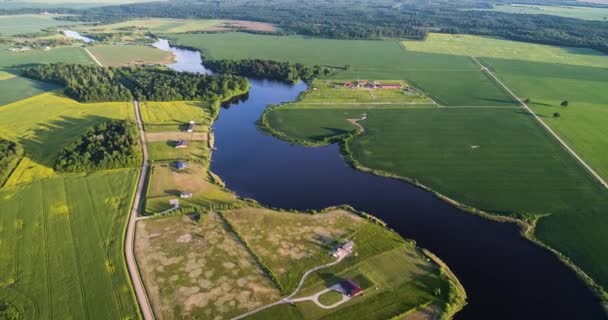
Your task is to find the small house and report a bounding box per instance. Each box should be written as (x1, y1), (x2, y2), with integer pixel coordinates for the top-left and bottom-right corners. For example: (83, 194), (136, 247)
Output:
(186, 121), (195, 133)
(169, 199), (179, 206)
(356, 80), (368, 87)
(175, 161), (188, 170)
(343, 82), (355, 88)
(341, 279), (363, 297)
(175, 140), (189, 149)
(332, 240), (355, 258)
(180, 192), (193, 199)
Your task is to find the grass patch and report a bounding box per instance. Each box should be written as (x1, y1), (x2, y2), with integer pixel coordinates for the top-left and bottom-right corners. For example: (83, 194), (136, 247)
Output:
(402, 33), (608, 69)
(222, 208), (454, 320)
(0, 14), (77, 36)
(147, 140), (208, 162)
(135, 212), (281, 319)
(170, 32), (516, 106)
(0, 76), (60, 107)
(0, 47), (92, 69)
(317, 290), (343, 306)
(140, 101), (215, 131)
(0, 170), (139, 319)
(0, 92), (134, 186)
(301, 79), (431, 104)
(87, 44), (174, 67)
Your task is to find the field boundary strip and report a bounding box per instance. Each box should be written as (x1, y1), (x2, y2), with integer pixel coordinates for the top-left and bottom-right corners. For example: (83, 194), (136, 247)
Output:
(471, 56), (608, 190)
(84, 48), (103, 67)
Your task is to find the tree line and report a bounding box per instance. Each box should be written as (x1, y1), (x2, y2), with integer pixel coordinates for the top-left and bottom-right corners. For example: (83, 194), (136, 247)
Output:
(41, 0), (608, 54)
(22, 63), (250, 103)
(205, 59), (334, 83)
(0, 139), (23, 186)
(55, 120), (140, 172)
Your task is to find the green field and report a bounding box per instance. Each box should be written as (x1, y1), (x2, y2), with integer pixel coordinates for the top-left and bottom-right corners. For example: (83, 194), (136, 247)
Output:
(140, 101), (215, 131)
(401, 33), (608, 69)
(301, 79), (432, 104)
(0, 92), (134, 186)
(0, 14), (77, 36)
(0, 170), (139, 320)
(480, 4), (608, 21)
(264, 105), (608, 291)
(0, 46), (92, 69)
(0, 76), (60, 107)
(170, 32), (517, 106)
(222, 208), (459, 319)
(87, 44), (173, 67)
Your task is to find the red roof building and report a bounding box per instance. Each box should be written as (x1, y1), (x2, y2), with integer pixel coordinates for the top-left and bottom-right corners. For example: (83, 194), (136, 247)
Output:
(341, 279), (363, 297)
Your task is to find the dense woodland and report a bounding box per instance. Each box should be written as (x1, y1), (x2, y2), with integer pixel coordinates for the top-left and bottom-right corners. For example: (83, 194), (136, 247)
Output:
(37, 0), (608, 54)
(0, 139), (23, 186)
(55, 120), (140, 172)
(22, 64), (249, 102)
(205, 59), (334, 83)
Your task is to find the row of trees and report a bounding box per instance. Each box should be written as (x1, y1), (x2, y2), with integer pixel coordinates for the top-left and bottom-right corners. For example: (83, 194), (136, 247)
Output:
(22, 64), (250, 103)
(43, 0), (608, 54)
(205, 59), (334, 83)
(55, 120), (140, 172)
(0, 139), (23, 186)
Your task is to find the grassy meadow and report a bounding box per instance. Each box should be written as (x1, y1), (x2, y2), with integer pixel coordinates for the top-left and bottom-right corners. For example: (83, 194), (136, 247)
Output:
(0, 170), (139, 320)
(402, 33), (608, 69)
(0, 46), (92, 69)
(0, 14), (77, 36)
(0, 76), (59, 107)
(222, 208), (457, 319)
(140, 101), (215, 132)
(170, 32), (517, 106)
(88, 44), (174, 66)
(481, 4), (608, 21)
(0, 92), (134, 186)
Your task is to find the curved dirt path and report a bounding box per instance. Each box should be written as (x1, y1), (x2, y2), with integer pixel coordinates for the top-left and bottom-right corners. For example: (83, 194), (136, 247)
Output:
(125, 100), (155, 320)
(230, 254), (349, 320)
(472, 56), (608, 189)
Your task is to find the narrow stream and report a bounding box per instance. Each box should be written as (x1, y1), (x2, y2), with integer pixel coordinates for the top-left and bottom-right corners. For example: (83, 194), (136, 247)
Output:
(158, 39), (606, 320)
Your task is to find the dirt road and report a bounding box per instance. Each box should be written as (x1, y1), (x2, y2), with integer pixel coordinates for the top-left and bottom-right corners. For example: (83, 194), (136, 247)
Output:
(84, 47), (103, 67)
(125, 100), (155, 320)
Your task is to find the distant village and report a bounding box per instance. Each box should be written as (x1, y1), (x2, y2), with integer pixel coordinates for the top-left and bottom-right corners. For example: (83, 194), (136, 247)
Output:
(339, 80), (403, 89)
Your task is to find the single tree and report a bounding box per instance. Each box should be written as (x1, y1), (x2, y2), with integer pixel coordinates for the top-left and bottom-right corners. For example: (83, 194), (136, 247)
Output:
(553, 112), (561, 118)
(561, 100), (569, 107)
(524, 98), (531, 104)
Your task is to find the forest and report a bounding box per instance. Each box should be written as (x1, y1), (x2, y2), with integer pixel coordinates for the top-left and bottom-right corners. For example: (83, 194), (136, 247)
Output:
(39, 0), (608, 54)
(55, 120), (140, 172)
(205, 59), (334, 83)
(22, 64), (250, 102)
(0, 139), (23, 186)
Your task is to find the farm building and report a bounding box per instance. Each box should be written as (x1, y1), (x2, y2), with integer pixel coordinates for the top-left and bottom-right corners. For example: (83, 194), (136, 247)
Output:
(340, 279), (363, 297)
(332, 240), (355, 258)
(175, 140), (189, 149)
(180, 192), (193, 199)
(175, 161), (188, 170)
(186, 121), (195, 133)
(379, 83), (402, 89)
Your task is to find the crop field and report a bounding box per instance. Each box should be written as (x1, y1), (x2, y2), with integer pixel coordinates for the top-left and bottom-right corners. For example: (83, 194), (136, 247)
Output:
(264, 105), (608, 290)
(135, 212), (281, 319)
(0, 170), (139, 320)
(481, 4), (608, 21)
(0, 46), (92, 69)
(145, 162), (235, 214)
(402, 33), (608, 69)
(74, 18), (276, 34)
(481, 57), (608, 181)
(140, 101), (214, 131)
(87, 44), (174, 67)
(301, 80), (431, 104)
(0, 76), (60, 107)
(171, 33), (517, 106)
(0, 92), (134, 186)
(222, 208), (454, 319)
(0, 14), (77, 36)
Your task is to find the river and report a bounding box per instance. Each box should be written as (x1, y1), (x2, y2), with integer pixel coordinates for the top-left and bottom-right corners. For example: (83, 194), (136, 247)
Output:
(156, 39), (606, 319)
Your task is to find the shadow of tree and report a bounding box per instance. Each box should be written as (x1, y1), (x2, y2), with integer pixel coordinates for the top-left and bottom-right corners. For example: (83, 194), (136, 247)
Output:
(17, 114), (114, 169)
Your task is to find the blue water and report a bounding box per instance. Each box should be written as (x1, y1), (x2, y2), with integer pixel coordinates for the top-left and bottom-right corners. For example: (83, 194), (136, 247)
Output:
(161, 41), (607, 320)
